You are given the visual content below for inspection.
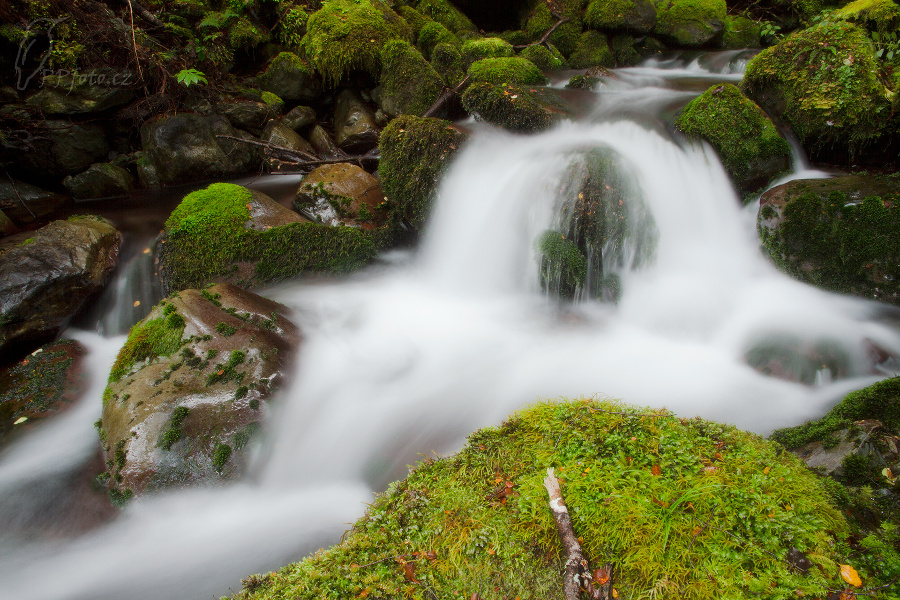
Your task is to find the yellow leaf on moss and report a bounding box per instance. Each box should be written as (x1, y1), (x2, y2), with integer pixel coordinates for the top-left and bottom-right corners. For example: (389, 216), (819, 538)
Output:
(840, 564), (862, 587)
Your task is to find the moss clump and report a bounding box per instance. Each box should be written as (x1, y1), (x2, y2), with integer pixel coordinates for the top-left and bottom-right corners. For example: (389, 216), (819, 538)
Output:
(460, 37), (515, 67)
(417, 20), (459, 59)
(676, 84), (790, 194)
(518, 44), (567, 70)
(523, 0), (583, 56)
(431, 42), (466, 86)
(414, 0), (477, 35)
(467, 57), (547, 85)
(216, 322), (238, 337)
(567, 30), (616, 69)
(212, 443), (232, 472)
(159, 406), (190, 451)
(397, 5), (430, 37)
(158, 183), (377, 293)
(108, 308), (186, 383)
(652, 0), (726, 46)
(721, 15), (761, 48)
(585, 0), (658, 34)
(742, 22), (890, 155)
(301, 0), (412, 84)
(537, 230), (587, 299)
(378, 39), (445, 117)
(379, 116), (466, 230)
(461, 82), (561, 133)
(758, 180), (900, 304)
(206, 350), (247, 386)
(833, 0), (900, 33)
(231, 398), (851, 600)
(772, 378), (900, 449)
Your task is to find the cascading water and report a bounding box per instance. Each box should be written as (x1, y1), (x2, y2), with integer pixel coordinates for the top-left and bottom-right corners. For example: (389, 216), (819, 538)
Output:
(2, 52), (900, 600)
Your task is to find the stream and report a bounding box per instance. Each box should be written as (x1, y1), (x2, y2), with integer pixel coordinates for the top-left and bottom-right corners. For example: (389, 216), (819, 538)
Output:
(1, 51), (900, 600)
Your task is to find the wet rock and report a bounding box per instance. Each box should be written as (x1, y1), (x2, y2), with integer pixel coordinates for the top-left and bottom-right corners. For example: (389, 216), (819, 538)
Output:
(758, 176), (900, 305)
(99, 283), (301, 498)
(256, 52), (321, 102)
(0, 217), (121, 356)
(0, 339), (87, 448)
(14, 120), (109, 178)
(281, 105), (317, 131)
(217, 98), (279, 136)
(294, 163), (387, 229)
(334, 89), (380, 153)
(461, 82), (565, 133)
(789, 421), (885, 483)
(0, 210), (17, 237)
(0, 179), (70, 227)
(25, 70), (134, 115)
(140, 113), (259, 185)
(262, 121), (316, 157)
(745, 333), (852, 384)
(308, 125), (340, 157)
(157, 183), (376, 294)
(63, 163), (134, 200)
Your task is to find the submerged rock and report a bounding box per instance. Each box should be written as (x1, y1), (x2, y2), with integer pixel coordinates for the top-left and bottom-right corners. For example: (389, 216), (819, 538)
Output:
(156, 183), (376, 294)
(0, 217), (121, 356)
(758, 176), (900, 305)
(676, 84), (790, 195)
(99, 284), (300, 499)
(294, 163), (388, 229)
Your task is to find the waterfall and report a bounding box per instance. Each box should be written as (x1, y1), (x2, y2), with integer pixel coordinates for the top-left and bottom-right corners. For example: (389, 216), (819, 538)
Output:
(1, 52), (899, 600)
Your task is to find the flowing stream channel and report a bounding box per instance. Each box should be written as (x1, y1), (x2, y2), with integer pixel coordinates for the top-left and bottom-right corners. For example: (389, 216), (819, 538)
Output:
(2, 51), (900, 600)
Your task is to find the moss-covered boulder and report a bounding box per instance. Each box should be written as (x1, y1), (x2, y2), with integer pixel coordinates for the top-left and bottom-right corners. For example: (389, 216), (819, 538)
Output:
(467, 56), (548, 85)
(518, 43), (567, 70)
(0, 339), (86, 448)
(758, 175), (900, 305)
(415, 0), (478, 36)
(460, 37), (515, 67)
(156, 183), (377, 294)
(294, 163), (389, 229)
(417, 20), (460, 59)
(742, 22), (890, 158)
(334, 89), (381, 153)
(461, 82), (564, 133)
(377, 40), (445, 117)
(676, 84), (790, 195)
(721, 15), (761, 49)
(98, 284), (299, 500)
(585, 0), (658, 34)
(140, 114), (259, 185)
(62, 162), (134, 200)
(431, 42), (467, 86)
(652, 0), (726, 46)
(568, 30), (616, 68)
(231, 399), (854, 600)
(833, 0), (900, 33)
(255, 52), (321, 102)
(522, 0), (583, 56)
(0, 217), (120, 357)
(301, 0), (412, 85)
(379, 116), (466, 230)
(397, 4), (431, 37)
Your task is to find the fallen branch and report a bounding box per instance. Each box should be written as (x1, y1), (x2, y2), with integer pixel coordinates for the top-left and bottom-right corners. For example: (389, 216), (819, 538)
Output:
(130, 0), (164, 28)
(544, 468), (613, 600)
(422, 75), (471, 119)
(215, 135), (380, 168)
(514, 15), (570, 50)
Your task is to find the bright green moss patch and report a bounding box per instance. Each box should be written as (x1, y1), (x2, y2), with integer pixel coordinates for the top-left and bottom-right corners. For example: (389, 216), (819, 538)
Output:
(568, 30), (616, 69)
(676, 84), (790, 194)
(722, 15), (761, 48)
(379, 116), (466, 230)
(417, 20), (459, 59)
(523, 0), (583, 56)
(518, 44), (567, 70)
(467, 57), (547, 85)
(537, 230), (587, 299)
(158, 183), (378, 293)
(108, 307), (186, 383)
(461, 82), (561, 133)
(585, 0), (658, 34)
(833, 0), (900, 33)
(301, 0), (412, 84)
(460, 37), (514, 66)
(231, 398), (852, 600)
(742, 22), (890, 155)
(212, 443), (232, 472)
(415, 0), (477, 35)
(772, 378), (900, 449)
(652, 0), (726, 46)
(431, 42), (466, 86)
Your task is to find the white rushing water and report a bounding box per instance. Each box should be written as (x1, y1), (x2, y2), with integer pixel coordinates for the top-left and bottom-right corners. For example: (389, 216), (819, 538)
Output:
(1, 53), (900, 600)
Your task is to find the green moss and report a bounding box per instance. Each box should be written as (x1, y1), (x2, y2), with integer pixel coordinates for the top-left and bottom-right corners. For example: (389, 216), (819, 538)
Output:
(652, 0), (727, 46)
(259, 91), (283, 109)
(212, 443), (232, 472)
(585, 0), (658, 34)
(109, 310), (187, 383)
(379, 116), (466, 230)
(537, 230), (587, 299)
(772, 378), (900, 449)
(461, 82), (559, 133)
(159, 406), (190, 451)
(676, 84), (790, 193)
(301, 0), (412, 84)
(378, 39), (445, 116)
(460, 37), (515, 67)
(158, 183), (378, 293)
(216, 322), (238, 337)
(567, 30), (616, 69)
(417, 20), (459, 59)
(834, 0), (900, 32)
(414, 0), (477, 35)
(467, 57), (547, 85)
(397, 5), (430, 37)
(722, 15), (761, 48)
(207, 350), (247, 386)
(523, 0), (582, 56)
(229, 16), (269, 49)
(742, 22), (890, 154)
(231, 398), (850, 600)
(518, 44), (567, 70)
(431, 42), (466, 86)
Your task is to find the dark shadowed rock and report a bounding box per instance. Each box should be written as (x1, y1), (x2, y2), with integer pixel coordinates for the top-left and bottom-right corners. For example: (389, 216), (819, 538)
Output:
(0, 179), (70, 227)
(334, 90), (380, 153)
(63, 163), (134, 200)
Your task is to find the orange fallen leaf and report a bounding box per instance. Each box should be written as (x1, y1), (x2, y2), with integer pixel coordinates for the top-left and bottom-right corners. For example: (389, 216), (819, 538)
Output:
(840, 564), (862, 587)
(651, 464), (662, 476)
(593, 567), (610, 585)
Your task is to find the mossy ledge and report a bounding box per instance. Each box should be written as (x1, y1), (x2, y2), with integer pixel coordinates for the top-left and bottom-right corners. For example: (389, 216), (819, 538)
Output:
(231, 398), (858, 599)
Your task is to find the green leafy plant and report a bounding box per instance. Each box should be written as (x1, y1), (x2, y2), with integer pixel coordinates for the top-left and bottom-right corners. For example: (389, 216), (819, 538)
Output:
(175, 68), (208, 86)
(872, 30), (899, 60)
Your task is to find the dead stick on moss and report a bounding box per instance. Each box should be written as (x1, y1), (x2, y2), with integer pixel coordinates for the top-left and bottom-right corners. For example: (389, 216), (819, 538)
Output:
(513, 15), (570, 50)
(422, 75), (471, 118)
(544, 468), (612, 600)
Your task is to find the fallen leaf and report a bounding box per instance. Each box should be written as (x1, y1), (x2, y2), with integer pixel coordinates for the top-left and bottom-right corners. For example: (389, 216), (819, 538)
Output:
(651, 464), (662, 476)
(612, 588), (619, 598)
(398, 558), (420, 583)
(593, 567), (610, 585)
(840, 564), (862, 587)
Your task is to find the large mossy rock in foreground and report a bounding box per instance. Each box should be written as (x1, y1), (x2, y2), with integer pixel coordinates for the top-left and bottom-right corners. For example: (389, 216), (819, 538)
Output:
(742, 22), (891, 160)
(157, 183), (377, 294)
(0, 216), (120, 356)
(676, 84), (790, 195)
(758, 176), (900, 305)
(99, 284), (299, 501)
(231, 399), (852, 599)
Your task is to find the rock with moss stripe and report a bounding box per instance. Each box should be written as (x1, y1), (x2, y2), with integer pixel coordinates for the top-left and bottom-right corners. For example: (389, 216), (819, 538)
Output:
(99, 283), (300, 500)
